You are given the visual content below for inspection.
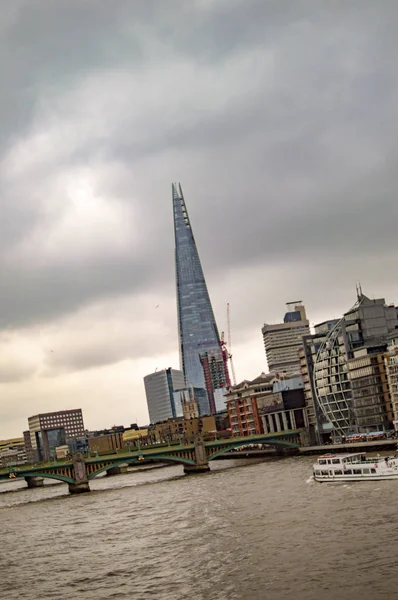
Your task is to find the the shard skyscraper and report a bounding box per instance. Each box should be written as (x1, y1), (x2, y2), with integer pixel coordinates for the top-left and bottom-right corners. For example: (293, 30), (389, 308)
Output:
(172, 183), (227, 415)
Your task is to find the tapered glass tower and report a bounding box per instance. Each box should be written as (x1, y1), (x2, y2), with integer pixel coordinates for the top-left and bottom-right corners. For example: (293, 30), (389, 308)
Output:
(173, 183), (226, 414)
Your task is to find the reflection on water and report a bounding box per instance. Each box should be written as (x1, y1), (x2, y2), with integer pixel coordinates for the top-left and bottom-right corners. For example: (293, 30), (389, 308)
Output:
(1, 457), (398, 600)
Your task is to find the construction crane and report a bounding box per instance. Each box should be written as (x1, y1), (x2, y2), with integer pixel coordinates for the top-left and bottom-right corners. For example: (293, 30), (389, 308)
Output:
(227, 303), (237, 385)
(219, 331), (231, 388)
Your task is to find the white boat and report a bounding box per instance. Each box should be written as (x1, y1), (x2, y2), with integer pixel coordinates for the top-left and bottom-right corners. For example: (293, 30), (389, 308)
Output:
(313, 452), (398, 482)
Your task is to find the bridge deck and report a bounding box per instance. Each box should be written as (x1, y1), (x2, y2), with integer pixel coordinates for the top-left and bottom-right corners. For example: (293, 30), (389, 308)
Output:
(0, 430), (301, 479)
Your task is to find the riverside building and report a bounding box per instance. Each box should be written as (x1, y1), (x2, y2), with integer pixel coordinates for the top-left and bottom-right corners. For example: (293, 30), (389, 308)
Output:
(385, 333), (398, 430)
(144, 368), (185, 424)
(301, 293), (398, 442)
(262, 302), (310, 376)
(27, 409), (85, 462)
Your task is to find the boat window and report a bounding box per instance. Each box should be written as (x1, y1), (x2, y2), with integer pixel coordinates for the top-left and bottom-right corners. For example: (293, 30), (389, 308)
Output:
(332, 459), (340, 464)
(334, 470), (343, 475)
(318, 459), (327, 465)
(321, 470), (329, 476)
(362, 468), (370, 474)
(315, 471), (321, 476)
(353, 469), (361, 475)
(329, 470), (333, 476)
(327, 460), (332, 464)
(371, 468), (376, 474)
(345, 470), (352, 475)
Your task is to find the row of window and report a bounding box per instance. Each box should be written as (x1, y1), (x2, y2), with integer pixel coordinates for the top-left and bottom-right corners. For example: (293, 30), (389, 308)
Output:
(316, 468), (377, 476)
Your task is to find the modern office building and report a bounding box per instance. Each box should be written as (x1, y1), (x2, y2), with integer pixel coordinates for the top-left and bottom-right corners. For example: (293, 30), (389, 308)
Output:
(144, 368), (185, 424)
(304, 293), (398, 439)
(262, 302), (310, 375)
(27, 409), (85, 462)
(173, 182), (228, 414)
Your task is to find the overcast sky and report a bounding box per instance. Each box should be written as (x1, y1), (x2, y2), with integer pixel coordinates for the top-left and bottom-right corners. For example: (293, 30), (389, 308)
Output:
(1, 0), (397, 439)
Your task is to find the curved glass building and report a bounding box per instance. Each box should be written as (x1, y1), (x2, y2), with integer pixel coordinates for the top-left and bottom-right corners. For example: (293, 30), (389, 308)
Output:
(312, 314), (356, 436)
(312, 294), (398, 436)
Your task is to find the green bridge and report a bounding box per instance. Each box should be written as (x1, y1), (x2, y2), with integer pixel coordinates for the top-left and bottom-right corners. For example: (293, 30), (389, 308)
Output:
(0, 430), (302, 494)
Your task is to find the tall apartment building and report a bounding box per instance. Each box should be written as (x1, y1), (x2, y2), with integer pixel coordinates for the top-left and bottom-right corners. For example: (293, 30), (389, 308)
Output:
(348, 345), (393, 432)
(301, 293), (398, 440)
(144, 368), (185, 424)
(262, 302), (310, 375)
(200, 348), (228, 413)
(385, 333), (398, 430)
(27, 409), (85, 462)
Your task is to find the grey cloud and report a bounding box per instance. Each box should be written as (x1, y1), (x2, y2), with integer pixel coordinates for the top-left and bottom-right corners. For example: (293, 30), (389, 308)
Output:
(0, 362), (37, 383)
(1, 0), (398, 338)
(2, 0), (398, 436)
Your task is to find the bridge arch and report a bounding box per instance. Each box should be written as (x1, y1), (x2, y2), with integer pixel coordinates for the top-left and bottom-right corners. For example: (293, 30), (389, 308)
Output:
(86, 454), (196, 480)
(207, 438), (299, 461)
(21, 472), (74, 484)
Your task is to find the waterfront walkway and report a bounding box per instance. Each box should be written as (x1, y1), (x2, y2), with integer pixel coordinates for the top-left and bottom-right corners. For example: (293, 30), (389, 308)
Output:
(299, 439), (397, 455)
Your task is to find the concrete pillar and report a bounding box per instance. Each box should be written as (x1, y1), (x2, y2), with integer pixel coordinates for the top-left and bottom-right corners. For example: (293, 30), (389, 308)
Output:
(300, 429), (310, 447)
(184, 434), (210, 474)
(69, 452), (90, 494)
(268, 414), (275, 433)
(25, 476), (44, 488)
(274, 413), (282, 432)
(263, 415), (269, 434)
(281, 411), (289, 431)
(106, 465), (128, 476)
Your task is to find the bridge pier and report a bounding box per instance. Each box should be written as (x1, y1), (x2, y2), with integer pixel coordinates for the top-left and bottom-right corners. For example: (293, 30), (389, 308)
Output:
(69, 452), (90, 494)
(25, 476), (44, 488)
(183, 464), (210, 474)
(184, 434), (210, 475)
(106, 465), (128, 476)
(68, 481), (91, 494)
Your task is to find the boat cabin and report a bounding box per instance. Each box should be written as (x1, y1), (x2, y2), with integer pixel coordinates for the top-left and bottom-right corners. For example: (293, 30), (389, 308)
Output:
(317, 453), (366, 466)
(314, 453), (378, 478)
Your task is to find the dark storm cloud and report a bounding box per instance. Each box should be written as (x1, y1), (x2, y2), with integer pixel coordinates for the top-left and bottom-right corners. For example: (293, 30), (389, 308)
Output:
(1, 0), (398, 336)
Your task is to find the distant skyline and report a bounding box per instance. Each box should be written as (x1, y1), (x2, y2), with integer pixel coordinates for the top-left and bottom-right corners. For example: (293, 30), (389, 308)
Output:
(1, 0), (398, 438)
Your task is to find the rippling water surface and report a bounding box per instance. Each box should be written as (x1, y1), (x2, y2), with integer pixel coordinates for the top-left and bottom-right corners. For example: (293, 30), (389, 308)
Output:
(1, 457), (398, 600)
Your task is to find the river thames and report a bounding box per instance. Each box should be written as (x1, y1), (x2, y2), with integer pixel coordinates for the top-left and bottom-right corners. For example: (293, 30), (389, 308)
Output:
(1, 456), (397, 600)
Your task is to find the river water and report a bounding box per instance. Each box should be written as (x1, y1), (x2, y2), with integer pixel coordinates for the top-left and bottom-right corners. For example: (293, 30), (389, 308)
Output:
(1, 456), (397, 600)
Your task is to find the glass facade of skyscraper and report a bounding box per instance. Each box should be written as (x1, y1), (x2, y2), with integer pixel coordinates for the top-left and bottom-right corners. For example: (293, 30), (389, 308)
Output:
(173, 182), (225, 414)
